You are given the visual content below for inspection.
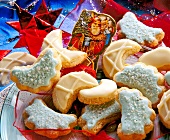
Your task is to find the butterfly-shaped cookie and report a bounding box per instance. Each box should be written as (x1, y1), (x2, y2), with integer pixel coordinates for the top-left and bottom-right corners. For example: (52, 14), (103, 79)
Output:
(23, 98), (77, 138)
(10, 48), (62, 93)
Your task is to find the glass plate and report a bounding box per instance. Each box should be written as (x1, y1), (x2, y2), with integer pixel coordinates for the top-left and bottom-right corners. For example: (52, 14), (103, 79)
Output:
(0, 84), (26, 140)
(0, 84), (169, 140)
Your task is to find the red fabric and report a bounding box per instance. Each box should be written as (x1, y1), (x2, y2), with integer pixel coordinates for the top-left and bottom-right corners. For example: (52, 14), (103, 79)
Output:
(153, 0), (170, 11)
(0, 50), (11, 61)
(90, 131), (115, 140)
(103, 0), (129, 22)
(62, 31), (72, 48)
(138, 12), (170, 47)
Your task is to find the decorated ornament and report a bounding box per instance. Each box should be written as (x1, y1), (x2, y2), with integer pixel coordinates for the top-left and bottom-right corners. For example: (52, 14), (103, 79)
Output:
(68, 9), (116, 57)
(68, 9), (116, 69)
(6, 0), (62, 57)
(35, 0), (62, 26)
(0, 50), (11, 61)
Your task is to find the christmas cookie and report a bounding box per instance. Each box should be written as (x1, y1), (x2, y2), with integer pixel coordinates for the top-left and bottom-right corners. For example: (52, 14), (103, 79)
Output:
(165, 71), (170, 86)
(102, 39), (141, 79)
(23, 98), (77, 138)
(115, 87), (156, 140)
(42, 29), (87, 68)
(139, 47), (170, 71)
(117, 12), (165, 48)
(10, 48), (62, 93)
(157, 89), (170, 129)
(78, 79), (117, 105)
(114, 62), (165, 108)
(52, 71), (98, 113)
(0, 52), (36, 85)
(78, 100), (121, 135)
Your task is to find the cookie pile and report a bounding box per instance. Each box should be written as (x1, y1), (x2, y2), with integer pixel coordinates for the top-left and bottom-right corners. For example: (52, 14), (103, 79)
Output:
(1, 10), (170, 139)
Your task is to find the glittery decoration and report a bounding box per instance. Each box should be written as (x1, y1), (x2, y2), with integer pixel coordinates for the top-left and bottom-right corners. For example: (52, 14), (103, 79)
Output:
(119, 89), (153, 134)
(12, 49), (57, 88)
(82, 100), (120, 129)
(115, 63), (162, 104)
(25, 99), (76, 129)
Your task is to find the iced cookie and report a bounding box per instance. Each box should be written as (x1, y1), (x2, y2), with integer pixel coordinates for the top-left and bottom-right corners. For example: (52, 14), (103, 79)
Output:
(114, 62), (165, 108)
(157, 90), (170, 129)
(10, 48), (62, 93)
(42, 29), (87, 68)
(78, 79), (117, 105)
(68, 9), (116, 57)
(78, 100), (121, 135)
(0, 52), (36, 85)
(52, 71), (98, 113)
(117, 12), (165, 48)
(116, 87), (156, 140)
(23, 98), (77, 138)
(103, 39), (141, 79)
(139, 47), (170, 71)
(165, 71), (170, 86)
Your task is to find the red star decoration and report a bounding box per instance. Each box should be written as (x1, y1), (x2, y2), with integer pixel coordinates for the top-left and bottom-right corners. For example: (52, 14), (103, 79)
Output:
(35, 0), (62, 26)
(0, 50), (11, 61)
(6, 0), (62, 57)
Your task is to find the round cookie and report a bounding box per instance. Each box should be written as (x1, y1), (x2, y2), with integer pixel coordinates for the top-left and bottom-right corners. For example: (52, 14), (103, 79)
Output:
(23, 98), (77, 138)
(52, 71), (98, 113)
(78, 79), (117, 105)
(42, 29), (87, 68)
(115, 87), (156, 140)
(157, 89), (170, 129)
(0, 52), (36, 85)
(117, 12), (165, 48)
(139, 47), (170, 71)
(103, 39), (141, 79)
(10, 48), (62, 93)
(114, 62), (165, 108)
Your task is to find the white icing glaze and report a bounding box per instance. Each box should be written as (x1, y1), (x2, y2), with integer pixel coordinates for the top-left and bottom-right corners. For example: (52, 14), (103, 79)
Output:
(165, 71), (170, 85)
(119, 12), (163, 43)
(52, 71), (98, 112)
(25, 99), (76, 129)
(157, 90), (170, 122)
(139, 47), (170, 69)
(79, 79), (117, 98)
(42, 29), (87, 67)
(0, 52), (36, 85)
(103, 39), (141, 78)
(82, 100), (120, 129)
(119, 89), (153, 134)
